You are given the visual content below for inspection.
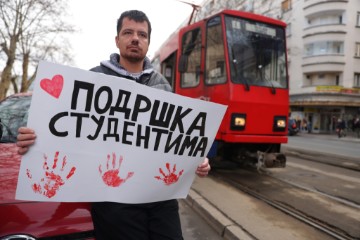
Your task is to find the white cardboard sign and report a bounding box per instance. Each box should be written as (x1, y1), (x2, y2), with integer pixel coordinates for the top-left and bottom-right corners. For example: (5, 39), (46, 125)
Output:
(15, 61), (227, 203)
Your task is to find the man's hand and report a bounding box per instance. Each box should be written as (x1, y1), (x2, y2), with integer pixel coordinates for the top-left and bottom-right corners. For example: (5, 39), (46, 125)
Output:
(17, 127), (36, 155)
(196, 157), (211, 177)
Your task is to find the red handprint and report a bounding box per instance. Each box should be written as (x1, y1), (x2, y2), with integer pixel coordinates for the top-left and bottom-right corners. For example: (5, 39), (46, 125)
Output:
(155, 163), (184, 186)
(99, 153), (134, 187)
(26, 151), (76, 198)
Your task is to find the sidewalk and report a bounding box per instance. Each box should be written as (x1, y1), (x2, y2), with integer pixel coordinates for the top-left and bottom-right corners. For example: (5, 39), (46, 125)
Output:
(183, 178), (255, 240)
(294, 131), (360, 143)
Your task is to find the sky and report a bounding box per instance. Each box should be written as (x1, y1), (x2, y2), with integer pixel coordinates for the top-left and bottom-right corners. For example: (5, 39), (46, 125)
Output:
(67, 0), (203, 70)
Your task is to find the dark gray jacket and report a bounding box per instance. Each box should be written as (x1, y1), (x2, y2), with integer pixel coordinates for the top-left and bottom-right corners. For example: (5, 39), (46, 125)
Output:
(90, 53), (172, 92)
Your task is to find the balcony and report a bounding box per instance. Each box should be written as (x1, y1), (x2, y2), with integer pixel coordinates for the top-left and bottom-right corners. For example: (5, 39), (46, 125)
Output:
(303, 24), (346, 38)
(304, 1), (348, 16)
(302, 55), (345, 73)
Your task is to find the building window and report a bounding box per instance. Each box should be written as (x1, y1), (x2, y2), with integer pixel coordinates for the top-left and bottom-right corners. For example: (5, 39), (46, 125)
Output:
(336, 75), (340, 85)
(355, 73), (360, 88)
(281, 0), (291, 12)
(355, 42), (360, 57)
(357, 12), (360, 27)
(306, 12), (344, 28)
(286, 23), (291, 36)
(304, 41), (344, 56)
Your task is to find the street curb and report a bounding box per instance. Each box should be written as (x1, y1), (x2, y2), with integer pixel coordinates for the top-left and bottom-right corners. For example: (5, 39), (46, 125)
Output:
(182, 189), (254, 240)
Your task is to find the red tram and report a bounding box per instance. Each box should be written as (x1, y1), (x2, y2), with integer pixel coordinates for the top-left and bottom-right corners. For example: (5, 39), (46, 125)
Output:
(152, 9), (289, 169)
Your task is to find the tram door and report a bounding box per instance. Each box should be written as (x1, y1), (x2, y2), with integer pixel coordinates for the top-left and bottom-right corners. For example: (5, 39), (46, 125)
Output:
(176, 22), (205, 98)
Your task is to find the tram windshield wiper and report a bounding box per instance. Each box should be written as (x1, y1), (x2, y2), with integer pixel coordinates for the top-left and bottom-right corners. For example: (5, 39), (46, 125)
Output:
(258, 65), (276, 94)
(231, 45), (250, 91)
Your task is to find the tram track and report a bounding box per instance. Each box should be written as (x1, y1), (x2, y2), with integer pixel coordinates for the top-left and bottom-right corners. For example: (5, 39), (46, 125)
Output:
(282, 146), (360, 172)
(274, 175), (360, 210)
(210, 167), (359, 240)
(283, 161), (360, 208)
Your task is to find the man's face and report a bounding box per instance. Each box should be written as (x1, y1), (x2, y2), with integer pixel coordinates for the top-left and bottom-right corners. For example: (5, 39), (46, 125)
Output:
(115, 17), (149, 62)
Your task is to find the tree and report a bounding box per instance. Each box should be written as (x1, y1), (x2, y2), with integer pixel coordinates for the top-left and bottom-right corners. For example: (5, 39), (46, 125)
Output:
(0, 0), (76, 100)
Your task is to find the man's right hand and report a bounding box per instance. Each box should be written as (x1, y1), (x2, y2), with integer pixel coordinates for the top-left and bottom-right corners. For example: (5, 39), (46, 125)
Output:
(17, 127), (36, 155)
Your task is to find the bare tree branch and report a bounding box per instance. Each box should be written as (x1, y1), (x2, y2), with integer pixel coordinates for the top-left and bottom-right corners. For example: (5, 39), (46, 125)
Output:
(0, 0), (76, 99)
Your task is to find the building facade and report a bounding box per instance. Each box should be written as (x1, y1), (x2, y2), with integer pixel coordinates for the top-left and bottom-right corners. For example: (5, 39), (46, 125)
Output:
(194, 0), (360, 134)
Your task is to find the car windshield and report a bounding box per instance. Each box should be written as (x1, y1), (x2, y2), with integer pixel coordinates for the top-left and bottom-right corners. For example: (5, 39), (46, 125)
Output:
(0, 95), (31, 143)
(225, 15), (288, 89)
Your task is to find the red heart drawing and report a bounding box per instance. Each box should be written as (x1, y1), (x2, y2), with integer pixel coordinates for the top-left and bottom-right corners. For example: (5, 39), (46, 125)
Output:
(40, 75), (64, 99)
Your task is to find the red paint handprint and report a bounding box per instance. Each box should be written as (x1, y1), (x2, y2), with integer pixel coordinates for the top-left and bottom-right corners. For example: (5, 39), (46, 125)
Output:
(26, 151), (76, 198)
(99, 153), (134, 187)
(155, 163), (184, 186)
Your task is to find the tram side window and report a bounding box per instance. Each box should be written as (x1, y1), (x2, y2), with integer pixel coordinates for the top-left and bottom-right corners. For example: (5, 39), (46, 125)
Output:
(161, 52), (177, 90)
(206, 16), (226, 85)
(180, 28), (202, 88)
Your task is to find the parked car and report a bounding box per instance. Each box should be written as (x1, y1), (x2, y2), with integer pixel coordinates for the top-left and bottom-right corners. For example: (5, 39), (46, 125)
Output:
(288, 118), (299, 136)
(0, 93), (94, 240)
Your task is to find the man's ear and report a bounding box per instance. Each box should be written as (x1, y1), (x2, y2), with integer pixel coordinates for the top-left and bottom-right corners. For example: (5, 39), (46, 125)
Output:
(115, 35), (120, 48)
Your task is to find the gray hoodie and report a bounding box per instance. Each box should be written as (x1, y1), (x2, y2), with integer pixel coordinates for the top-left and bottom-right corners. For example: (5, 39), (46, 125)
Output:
(90, 53), (172, 92)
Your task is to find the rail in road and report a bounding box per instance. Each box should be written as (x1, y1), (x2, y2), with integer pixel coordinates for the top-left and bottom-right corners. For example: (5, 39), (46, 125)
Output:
(210, 166), (359, 240)
(284, 132), (360, 158)
(283, 133), (360, 170)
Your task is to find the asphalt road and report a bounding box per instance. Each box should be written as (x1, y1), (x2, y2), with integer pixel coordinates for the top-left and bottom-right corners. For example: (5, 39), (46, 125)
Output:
(284, 132), (360, 161)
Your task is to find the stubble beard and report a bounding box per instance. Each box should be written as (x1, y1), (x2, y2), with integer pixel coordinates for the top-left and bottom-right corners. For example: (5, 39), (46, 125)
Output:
(122, 50), (145, 63)
(125, 54), (144, 63)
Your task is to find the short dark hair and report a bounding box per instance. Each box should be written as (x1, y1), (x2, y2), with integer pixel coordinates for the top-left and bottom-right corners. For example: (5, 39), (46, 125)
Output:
(117, 10), (152, 43)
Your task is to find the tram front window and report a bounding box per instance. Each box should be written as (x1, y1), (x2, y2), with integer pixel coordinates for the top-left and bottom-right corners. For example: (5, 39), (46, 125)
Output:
(225, 16), (288, 89)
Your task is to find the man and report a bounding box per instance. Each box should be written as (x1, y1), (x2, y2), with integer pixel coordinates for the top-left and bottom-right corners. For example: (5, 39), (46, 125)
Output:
(354, 117), (360, 138)
(17, 10), (211, 240)
(336, 118), (346, 138)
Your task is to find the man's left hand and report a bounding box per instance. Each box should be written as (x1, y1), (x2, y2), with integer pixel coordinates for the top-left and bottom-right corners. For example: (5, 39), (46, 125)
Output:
(196, 158), (211, 177)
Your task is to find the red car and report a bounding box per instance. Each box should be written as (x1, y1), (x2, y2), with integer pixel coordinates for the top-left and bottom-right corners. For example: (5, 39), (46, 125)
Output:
(0, 93), (94, 240)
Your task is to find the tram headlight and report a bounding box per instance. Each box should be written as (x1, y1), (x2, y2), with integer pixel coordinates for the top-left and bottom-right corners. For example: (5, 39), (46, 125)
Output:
(273, 116), (287, 132)
(231, 113), (246, 130)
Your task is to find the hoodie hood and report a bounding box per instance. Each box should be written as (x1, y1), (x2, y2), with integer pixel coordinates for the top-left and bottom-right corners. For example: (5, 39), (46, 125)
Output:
(100, 53), (153, 81)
